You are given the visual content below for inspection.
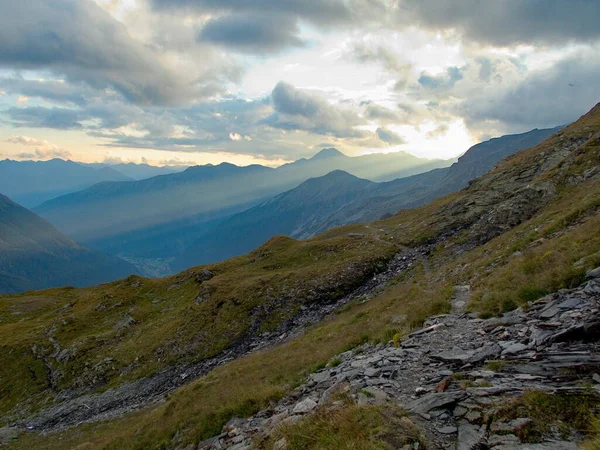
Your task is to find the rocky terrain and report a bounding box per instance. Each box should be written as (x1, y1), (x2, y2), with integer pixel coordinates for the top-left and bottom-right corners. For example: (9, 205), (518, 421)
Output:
(1, 105), (598, 449)
(7, 247), (428, 433)
(202, 268), (600, 450)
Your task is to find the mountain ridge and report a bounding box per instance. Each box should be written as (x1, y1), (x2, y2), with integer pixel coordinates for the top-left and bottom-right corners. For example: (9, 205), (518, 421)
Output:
(0, 193), (138, 294)
(0, 103), (599, 449)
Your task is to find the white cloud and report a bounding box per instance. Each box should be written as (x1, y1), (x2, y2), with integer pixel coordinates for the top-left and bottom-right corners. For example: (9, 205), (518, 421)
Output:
(7, 135), (72, 160)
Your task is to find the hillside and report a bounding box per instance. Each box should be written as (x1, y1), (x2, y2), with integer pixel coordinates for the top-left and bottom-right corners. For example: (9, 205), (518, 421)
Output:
(176, 127), (560, 270)
(33, 151), (448, 270)
(0, 104), (599, 449)
(315, 126), (563, 232)
(0, 194), (138, 294)
(0, 159), (132, 207)
(174, 171), (377, 270)
(82, 162), (186, 180)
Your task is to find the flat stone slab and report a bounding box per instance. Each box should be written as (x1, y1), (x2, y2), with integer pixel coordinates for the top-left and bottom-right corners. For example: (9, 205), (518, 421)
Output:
(407, 391), (466, 414)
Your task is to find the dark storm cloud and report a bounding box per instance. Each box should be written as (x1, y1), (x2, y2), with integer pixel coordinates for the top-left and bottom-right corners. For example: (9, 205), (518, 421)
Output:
(0, 78), (91, 106)
(150, 0), (354, 25)
(0, 0), (210, 106)
(402, 0), (600, 46)
(263, 82), (366, 138)
(198, 13), (304, 54)
(376, 127), (406, 145)
(5, 107), (86, 129)
(419, 67), (464, 90)
(460, 52), (600, 130)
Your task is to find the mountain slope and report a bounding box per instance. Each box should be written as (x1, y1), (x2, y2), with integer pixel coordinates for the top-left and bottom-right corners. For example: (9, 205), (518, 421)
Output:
(0, 194), (137, 294)
(83, 162), (186, 180)
(0, 159), (132, 207)
(176, 127), (562, 270)
(33, 151), (448, 266)
(174, 171), (377, 269)
(1, 103), (599, 449)
(315, 126), (563, 232)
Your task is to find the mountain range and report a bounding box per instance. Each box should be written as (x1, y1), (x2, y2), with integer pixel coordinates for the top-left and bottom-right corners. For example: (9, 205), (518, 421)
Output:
(175, 126), (562, 269)
(33, 150), (449, 267)
(1, 103), (598, 449)
(0, 194), (137, 294)
(0, 158), (132, 207)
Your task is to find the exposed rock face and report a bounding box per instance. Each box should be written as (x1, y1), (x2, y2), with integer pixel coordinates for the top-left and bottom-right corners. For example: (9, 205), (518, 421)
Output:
(200, 270), (600, 450)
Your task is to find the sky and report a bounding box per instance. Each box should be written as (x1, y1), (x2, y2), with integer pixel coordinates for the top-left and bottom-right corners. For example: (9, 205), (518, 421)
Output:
(0, 0), (599, 167)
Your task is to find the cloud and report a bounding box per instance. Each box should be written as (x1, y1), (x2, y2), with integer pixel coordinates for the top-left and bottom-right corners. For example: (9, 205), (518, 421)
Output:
(198, 13), (304, 54)
(8, 135), (72, 160)
(5, 106), (85, 129)
(459, 50), (600, 131)
(376, 127), (406, 145)
(351, 43), (413, 89)
(229, 132), (242, 141)
(364, 104), (403, 124)
(402, 0), (600, 46)
(0, 0), (218, 106)
(263, 82), (366, 138)
(150, 0), (355, 26)
(0, 77), (91, 105)
(419, 67), (464, 90)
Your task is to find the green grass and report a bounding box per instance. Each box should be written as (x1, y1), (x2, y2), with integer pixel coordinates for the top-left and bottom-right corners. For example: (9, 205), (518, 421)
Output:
(0, 232), (396, 420)
(496, 391), (600, 443)
(3, 104), (600, 449)
(261, 399), (424, 450)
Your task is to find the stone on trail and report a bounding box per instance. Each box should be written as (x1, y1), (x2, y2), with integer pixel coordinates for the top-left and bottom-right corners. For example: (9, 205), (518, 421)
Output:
(292, 398), (317, 414)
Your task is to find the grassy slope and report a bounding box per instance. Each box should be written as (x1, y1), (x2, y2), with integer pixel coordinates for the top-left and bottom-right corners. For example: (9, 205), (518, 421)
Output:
(3, 104), (600, 449)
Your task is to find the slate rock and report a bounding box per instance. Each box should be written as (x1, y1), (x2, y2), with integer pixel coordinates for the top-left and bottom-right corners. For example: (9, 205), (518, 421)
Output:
(407, 391), (466, 414)
(586, 267), (600, 278)
(457, 422), (486, 450)
(501, 343), (528, 356)
(292, 398), (317, 414)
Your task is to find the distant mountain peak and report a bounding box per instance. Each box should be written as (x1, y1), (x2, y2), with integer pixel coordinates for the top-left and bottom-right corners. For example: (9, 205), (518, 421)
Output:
(311, 148), (346, 159)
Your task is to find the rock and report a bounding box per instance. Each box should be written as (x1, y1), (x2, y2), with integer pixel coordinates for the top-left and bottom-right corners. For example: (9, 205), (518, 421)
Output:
(501, 342), (528, 356)
(407, 391), (466, 414)
(432, 347), (475, 364)
(415, 387), (427, 396)
(453, 405), (468, 417)
(362, 387), (388, 404)
(409, 323), (446, 337)
(469, 343), (502, 364)
(195, 269), (214, 283)
(464, 411), (482, 424)
(539, 303), (561, 319)
(593, 373), (600, 384)
(292, 398), (317, 414)
(518, 442), (579, 449)
(488, 433), (520, 446)
(457, 422), (486, 450)
(436, 426), (457, 434)
(510, 417), (533, 434)
(364, 367), (381, 377)
(311, 371), (330, 383)
(586, 267), (600, 278)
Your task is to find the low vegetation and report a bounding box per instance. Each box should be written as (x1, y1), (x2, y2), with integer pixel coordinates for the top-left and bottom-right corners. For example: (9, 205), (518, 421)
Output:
(261, 399), (424, 450)
(2, 105), (600, 448)
(497, 391), (600, 443)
